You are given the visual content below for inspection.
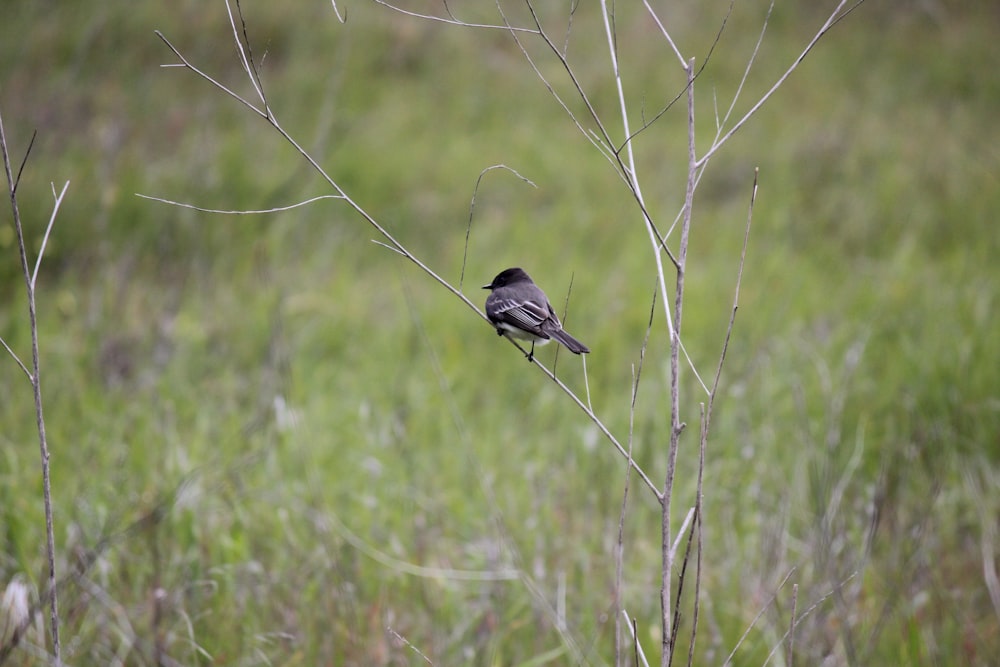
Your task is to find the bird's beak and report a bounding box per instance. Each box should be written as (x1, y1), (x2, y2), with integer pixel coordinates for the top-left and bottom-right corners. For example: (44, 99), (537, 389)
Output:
(481, 283), (492, 290)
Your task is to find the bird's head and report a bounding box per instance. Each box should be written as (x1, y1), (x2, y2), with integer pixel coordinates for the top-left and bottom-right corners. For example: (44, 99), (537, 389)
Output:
(482, 267), (532, 291)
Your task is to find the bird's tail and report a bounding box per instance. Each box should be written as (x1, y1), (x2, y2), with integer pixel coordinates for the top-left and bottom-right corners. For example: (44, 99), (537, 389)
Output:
(549, 328), (590, 354)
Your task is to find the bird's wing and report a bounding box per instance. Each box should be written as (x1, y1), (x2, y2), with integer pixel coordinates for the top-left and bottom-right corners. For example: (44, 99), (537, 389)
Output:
(487, 297), (552, 336)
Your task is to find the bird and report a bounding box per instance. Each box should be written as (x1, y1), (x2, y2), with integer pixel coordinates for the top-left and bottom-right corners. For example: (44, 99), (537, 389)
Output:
(482, 267), (590, 360)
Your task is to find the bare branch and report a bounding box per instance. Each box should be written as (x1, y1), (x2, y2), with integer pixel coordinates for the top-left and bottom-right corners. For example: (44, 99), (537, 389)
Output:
(136, 193), (343, 214)
(615, 283), (658, 665)
(501, 0), (680, 284)
(155, 30), (267, 118)
(601, 1), (710, 409)
(714, 1), (774, 143)
(678, 340), (710, 396)
(11, 130), (36, 196)
(623, 0), (736, 149)
(0, 335), (31, 379)
(528, 346), (662, 499)
(697, 0), (857, 167)
(523, 1), (614, 160)
(624, 611), (652, 667)
(599, 0), (679, 354)
(508, 0), (682, 287)
(496, 2), (618, 170)
(0, 104), (62, 667)
(152, 30), (486, 325)
(669, 506), (698, 666)
(372, 0), (538, 32)
(685, 423), (704, 667)
(461, 164), (537, 293)
(661, 58), (697, 665)
(329, 0), (346, 23)
(370, 239), (406, 256)
(641, 0), (686, 67)
(669, 507), (696, 563)
(226, 0), (268, 111)
(710, 168), (757, 401)
(31, 181), (69, 290)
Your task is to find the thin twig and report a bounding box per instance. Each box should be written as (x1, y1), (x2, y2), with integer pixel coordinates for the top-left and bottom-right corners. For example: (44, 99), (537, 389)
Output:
(560, 0), (578, 58)
(634, 615), (641, 667)
(685, 408), (706, 667)
(136, 193), (343, 214)
(505, 0), (684, 285)
(616, 285), (658, 666)
(623, 612), (651, 667)
(597, 0), (680, 272)
(668, 508), (696, 564)
(370, 239), (406, 256)
(11, 130), (35, 195)
(508, 0), (682, 285)
(153, 31), (483, 319)
(227, 0), (267, 110)
(661, 57), (697, 667)
(640, 0), (686, 67)
(387, 627), (435, 665)
(0, 335), (31, 379)
(787, 583), (799, 667)
(697, 0), (857, 168)
(668, 508), (698, 667)
(32, 181), (70, 289)
(461, 165), (537, 293)
(714, 1), (774, 145)
(0, 105), (62, 667)
(615, 368), (634, 667)
(530, 348), (661, 498)
(523, 1), (614, 150)
(684, 169), (759, 665)
(373, 0), (538, 32)
(599, 0), (678, 357)
(706, 167), (757, 414)
(550, 272), (582, 377)
(329, 0), (345, 23)
(625, 0), (736, 149)
(155, 31), (267, 118)
(496, 2), (619, 170)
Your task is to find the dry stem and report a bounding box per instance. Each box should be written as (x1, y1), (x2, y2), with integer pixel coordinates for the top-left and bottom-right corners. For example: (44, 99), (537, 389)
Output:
(0, 107), (65, 667)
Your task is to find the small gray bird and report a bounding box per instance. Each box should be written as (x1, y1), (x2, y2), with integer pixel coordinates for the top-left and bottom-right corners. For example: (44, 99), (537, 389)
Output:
(483, 267), (590, 360)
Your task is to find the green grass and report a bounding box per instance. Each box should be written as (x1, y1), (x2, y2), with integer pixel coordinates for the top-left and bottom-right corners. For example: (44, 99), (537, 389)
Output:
(2, 1), (999, 665)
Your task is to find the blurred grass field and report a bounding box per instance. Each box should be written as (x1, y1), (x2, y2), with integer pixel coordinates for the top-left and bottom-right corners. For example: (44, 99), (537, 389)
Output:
(2, 1), (999, 665)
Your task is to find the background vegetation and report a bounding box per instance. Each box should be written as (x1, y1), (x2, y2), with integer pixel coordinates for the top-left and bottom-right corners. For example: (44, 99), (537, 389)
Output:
(2, 0), (998, 664)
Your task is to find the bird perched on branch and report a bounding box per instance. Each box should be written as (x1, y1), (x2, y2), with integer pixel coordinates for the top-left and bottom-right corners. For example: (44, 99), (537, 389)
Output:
(483, 267), (590, 360)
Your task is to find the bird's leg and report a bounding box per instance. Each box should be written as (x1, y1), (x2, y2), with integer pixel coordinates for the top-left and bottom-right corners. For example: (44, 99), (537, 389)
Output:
(528, 341), (535, 362)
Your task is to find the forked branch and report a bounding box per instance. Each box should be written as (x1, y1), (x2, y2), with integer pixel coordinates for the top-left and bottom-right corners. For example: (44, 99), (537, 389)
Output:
(0, 106), (66, 667)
